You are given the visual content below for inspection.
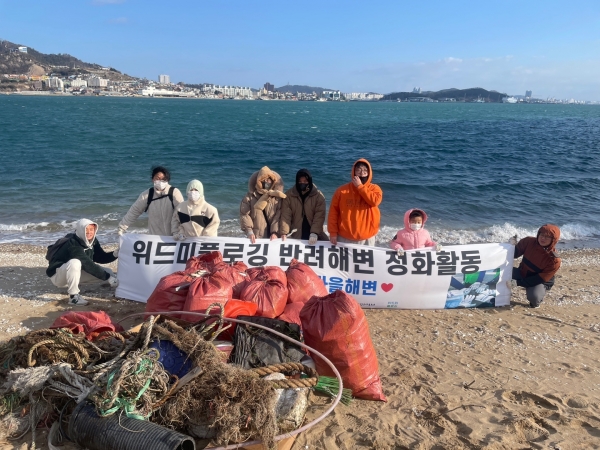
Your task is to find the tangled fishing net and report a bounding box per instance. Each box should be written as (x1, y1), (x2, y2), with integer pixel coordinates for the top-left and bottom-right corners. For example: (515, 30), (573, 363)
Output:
(0, 310), (283, 449)
(152, 319), (278, 449)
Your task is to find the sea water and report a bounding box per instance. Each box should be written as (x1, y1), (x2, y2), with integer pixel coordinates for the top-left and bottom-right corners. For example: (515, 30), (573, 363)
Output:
(1, 95), (599, 248)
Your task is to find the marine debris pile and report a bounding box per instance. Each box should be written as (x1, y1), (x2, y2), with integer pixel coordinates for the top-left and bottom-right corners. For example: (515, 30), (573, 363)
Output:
(0, 251), (385, 449)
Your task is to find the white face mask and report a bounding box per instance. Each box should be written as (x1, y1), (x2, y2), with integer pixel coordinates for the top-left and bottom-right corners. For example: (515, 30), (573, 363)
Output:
(410, 223), (422, 231)
(154, 180), (167, 191)
(188, 191), (201, 202)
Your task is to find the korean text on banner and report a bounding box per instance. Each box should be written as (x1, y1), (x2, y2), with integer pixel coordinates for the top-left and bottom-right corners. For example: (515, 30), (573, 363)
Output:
(115, 234), (513, 309)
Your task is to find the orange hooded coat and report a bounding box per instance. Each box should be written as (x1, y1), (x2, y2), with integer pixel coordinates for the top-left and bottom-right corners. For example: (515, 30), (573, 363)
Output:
(327, 159), (382, 241)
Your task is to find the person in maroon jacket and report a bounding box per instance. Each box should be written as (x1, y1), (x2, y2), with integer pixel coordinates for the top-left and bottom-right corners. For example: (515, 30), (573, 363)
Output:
(508, 224), (561, 308)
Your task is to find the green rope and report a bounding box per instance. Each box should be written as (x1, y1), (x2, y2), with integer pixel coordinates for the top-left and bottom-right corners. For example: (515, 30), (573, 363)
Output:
(97, 349), (160, 419)
(313, 376), (353, 405)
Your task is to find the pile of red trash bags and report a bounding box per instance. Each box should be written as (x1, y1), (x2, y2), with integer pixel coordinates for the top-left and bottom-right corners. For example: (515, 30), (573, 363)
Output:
(145, 252), (386, 402)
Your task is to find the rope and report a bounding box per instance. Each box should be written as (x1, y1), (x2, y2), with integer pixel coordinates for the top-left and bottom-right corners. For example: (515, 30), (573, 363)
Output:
(189, 303), (232, 341)
(95, 346), (168, 420)
(88, 316), (158, 380)
(250, 363), (318, 388)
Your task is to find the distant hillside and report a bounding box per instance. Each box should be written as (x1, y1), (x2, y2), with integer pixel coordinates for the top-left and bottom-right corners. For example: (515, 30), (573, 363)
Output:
(0, 39), (132, 80)
(382, 87), (508, 102)
(276, 84), (333, 94)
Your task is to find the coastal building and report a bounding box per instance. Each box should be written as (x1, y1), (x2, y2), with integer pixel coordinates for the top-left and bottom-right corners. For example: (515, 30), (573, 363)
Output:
(345, 92), (384, 101)
(159, 74), (170, 84)
(322, 90), (342, 101)
(412, 87), (421, 94)
(138, 86), (194, 97)
(264, 82), (275, 92)
(207, 85), (253, 98)
(525, 90), (532, 98)
(47, 77), (64, 91)
(70, 79), (88, 88)
(88, 76), (108, 88)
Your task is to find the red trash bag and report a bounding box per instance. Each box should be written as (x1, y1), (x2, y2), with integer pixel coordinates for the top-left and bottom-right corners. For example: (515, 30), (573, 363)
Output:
(300, 290), (387, 401)
(277, 302), (304, 326)
(146, 271), (193, 317)
(286, 259), (328, 304)
(185, 251), (223, 273)
(182, 273), (233, 322)
(247, 266), (287, 285)
(239, 270), (288, 319)
(50, 311), (123, 341)
(212, 261), (250, 299)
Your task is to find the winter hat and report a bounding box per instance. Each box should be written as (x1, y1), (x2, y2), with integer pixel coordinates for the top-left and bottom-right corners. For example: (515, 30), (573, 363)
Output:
(186, 180), (204, 196)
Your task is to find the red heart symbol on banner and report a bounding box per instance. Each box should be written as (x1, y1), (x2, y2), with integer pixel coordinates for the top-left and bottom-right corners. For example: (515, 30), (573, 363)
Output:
(381, 283), (393, 292)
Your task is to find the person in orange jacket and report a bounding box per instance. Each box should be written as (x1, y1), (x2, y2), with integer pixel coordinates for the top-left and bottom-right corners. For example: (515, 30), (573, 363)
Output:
(328, 158), (382, 246)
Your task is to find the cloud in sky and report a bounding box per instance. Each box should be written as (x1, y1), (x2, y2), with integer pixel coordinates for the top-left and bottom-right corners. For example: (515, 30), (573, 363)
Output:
(108, 17), (128, 24)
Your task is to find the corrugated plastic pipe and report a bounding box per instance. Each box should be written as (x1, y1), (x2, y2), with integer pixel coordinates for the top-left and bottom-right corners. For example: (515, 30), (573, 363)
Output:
(68, 401), (196, 450)
(118, 311), (344, 450)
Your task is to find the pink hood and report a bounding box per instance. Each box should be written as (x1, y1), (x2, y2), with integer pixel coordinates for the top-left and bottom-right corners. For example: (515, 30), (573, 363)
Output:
(389, 208), (436, 251)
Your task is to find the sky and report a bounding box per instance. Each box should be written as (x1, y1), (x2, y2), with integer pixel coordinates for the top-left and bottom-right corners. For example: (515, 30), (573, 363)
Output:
(1, 0), (600, 100)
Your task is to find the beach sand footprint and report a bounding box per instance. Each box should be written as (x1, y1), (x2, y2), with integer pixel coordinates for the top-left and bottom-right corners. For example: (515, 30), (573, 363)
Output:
(501, 390), (559, 410)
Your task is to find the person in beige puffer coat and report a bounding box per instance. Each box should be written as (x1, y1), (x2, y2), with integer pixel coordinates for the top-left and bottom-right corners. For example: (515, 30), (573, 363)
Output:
(172, 180), (220, 239)
(240, 166), (286, 243)
(280, 168), (328, 245)
(118, 166), (184, 237)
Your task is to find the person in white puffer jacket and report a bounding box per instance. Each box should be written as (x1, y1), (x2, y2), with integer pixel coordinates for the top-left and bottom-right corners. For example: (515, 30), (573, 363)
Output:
(118, 166), (184, 237)
(171, 180), (220, 239)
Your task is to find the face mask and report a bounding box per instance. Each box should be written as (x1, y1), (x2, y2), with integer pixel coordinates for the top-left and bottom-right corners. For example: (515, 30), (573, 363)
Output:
(154, 180), (167, 191)
(359, 176), (369, 184)
(188, 191), (201, 202)
(297, 183), (309, 192)
(262, 181), (272, 190)
(410, 223), (422, 231)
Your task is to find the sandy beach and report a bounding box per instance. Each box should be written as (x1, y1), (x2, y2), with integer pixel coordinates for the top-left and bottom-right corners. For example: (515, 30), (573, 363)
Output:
(1, 243), (599, 449)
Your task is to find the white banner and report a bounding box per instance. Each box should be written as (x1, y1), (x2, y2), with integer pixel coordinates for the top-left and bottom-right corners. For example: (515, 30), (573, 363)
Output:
(115, 234), (513, 309)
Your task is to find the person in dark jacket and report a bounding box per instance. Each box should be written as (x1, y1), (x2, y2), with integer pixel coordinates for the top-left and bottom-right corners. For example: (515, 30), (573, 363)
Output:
(47, 219), (118, 305)
(280, 168), (328, 244)
(508, 224), (561, 308)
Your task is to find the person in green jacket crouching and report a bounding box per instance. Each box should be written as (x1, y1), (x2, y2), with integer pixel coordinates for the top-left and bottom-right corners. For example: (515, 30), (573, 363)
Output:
(46, 219), (119, 305)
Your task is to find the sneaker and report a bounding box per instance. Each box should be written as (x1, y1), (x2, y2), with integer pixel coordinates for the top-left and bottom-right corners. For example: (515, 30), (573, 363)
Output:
(530, 304), (540, 309)
(69, 294), (89, 306)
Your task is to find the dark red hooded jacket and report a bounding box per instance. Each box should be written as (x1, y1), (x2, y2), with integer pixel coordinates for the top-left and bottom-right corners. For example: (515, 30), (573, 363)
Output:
(515, 224), (561, 288)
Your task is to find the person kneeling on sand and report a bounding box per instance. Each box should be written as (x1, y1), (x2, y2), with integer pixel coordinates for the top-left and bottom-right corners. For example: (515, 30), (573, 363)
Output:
(46, 219), (119, 306)
(507, 224), (561, 308)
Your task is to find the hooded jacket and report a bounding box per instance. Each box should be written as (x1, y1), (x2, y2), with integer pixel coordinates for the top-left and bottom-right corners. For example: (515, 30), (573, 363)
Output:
(389, 209), (436, 251)
(280, 169), (328, 240)
(119, 183), (184, 236)
(327, 159), (382, 241)
(240, 166), (286, 238)
(172, 180), (220, 237)
(514, 224), (561, 289)
(46, 219), (117, 280)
